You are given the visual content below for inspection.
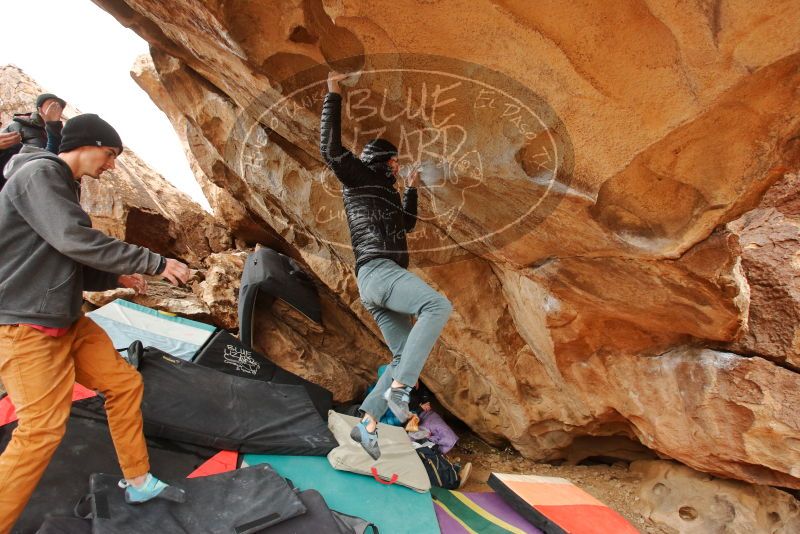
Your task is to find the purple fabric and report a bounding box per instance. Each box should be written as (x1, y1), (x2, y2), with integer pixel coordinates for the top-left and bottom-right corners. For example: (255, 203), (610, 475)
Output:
(433, 491), (544, 534)
(434, 502), (469, 534)
(466, 492), (543, 533)
(419, 410), (458, 454)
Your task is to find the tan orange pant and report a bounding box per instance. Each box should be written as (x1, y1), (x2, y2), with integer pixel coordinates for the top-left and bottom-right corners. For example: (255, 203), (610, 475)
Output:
(0, 316), (149, 533)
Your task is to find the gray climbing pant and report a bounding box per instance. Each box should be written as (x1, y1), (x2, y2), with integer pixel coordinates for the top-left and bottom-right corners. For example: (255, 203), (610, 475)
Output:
(357, 258), (452, 420)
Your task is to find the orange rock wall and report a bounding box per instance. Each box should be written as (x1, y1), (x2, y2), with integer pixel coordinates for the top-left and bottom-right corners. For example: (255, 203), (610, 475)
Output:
(89, 0), (800, 488)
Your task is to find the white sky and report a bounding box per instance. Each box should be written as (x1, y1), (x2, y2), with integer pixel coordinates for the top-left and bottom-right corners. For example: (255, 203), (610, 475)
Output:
(0, 0), (210, 210)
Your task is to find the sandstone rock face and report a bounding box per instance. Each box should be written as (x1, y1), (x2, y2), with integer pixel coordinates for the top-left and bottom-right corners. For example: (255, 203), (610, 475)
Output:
(92, 0), (800, 490)
(633, 460), (800, 533)
(83, 283), (213, 323)
(726, 172), (800, 369)
(130, 56), (278, 248)
(83, 250), (246, 329)
(80, 151), (232, 267)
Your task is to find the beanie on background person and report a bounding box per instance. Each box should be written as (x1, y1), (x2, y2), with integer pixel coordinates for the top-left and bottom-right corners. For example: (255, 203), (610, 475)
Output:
(360, 138), (397, 166)
(58, 114), (123, 154)
(35, 92), (67, 109)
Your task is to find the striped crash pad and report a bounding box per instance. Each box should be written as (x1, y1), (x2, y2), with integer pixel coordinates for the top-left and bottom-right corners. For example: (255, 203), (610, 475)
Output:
(432, 487), (543, 534)
(244, 454), (440, 534)
(488, 473), (638, 534)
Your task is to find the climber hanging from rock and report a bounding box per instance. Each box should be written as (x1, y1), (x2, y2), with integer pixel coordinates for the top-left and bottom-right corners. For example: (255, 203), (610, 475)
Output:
(320, 70), (453, 460)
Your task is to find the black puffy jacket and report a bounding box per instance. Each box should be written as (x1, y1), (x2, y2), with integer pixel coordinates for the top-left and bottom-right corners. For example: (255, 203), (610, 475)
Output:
(2, 112), (63, 150)
(320, 92), (417, 275)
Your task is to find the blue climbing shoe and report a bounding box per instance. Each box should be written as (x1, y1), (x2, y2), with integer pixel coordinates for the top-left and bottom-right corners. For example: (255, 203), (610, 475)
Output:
(350, 421), (381, 460)
(119, 473), (186, 504)
(383, 385), (413, 423)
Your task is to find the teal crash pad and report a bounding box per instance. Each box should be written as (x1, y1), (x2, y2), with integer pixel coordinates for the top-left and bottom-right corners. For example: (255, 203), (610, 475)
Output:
(244, 454), (440, 534)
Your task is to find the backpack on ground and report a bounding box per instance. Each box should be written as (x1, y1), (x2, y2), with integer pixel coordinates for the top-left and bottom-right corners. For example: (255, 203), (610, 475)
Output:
(416, 445), (459, 489)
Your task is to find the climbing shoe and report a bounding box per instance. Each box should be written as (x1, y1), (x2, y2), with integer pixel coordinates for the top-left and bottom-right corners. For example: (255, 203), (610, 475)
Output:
(119, 473), (186, 504)
(383, 385), (413, 423)
(350, 421), (381, 460)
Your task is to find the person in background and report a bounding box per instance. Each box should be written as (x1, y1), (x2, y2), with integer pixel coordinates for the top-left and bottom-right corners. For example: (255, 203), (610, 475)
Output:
(0, 113), (191, 532)
(3, 92), (66, 150)
(0, 93), (66, 190)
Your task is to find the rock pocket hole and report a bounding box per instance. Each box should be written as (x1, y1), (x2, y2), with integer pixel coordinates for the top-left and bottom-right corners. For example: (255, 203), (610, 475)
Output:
(768, 512), (781, 524)
(289, 25), (318, 44)
(678, 506), (698, 521)
(652, 482), (669, 497)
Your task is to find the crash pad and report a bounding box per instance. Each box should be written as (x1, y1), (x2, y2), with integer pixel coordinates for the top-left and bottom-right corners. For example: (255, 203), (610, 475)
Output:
(432, 487), (542, 534)
(243, 454), (440, 534)
(88, 299), (216, 361)
(488, 473), (638, 534)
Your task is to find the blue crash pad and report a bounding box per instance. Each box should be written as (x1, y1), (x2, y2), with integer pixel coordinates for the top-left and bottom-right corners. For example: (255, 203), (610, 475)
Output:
(88, 299), (216, 361)
(244, 454), (440, 534)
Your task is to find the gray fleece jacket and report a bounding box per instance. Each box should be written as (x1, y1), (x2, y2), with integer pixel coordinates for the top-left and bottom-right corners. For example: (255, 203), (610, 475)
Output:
(0, 146), (162, 328)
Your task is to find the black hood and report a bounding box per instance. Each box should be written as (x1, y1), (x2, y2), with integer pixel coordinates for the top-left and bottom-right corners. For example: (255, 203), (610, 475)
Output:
(360, 138), (397, 166)
(361, 139), (398, 184)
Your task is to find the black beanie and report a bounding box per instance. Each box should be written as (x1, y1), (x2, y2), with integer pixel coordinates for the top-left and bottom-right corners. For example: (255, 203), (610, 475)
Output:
(59, 114), (123, 154)
(360, 138), (397, 165)
(36, 93), (66, 109)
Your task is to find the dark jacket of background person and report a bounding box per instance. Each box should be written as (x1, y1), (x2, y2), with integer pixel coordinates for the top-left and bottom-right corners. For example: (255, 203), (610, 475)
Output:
(3, 111), (63, 150)
(0, 112), (63, 189)
(320, 92), (418, 275)
(0, 146), (162, 328)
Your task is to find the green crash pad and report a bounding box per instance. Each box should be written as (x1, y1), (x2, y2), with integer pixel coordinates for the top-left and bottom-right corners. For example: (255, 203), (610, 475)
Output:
(244, 454), (440, 534)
